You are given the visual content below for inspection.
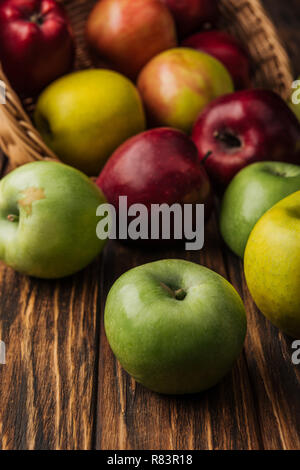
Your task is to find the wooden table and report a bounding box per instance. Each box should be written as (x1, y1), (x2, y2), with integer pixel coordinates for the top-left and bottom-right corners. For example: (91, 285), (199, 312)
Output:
(0, 0), (300, 451)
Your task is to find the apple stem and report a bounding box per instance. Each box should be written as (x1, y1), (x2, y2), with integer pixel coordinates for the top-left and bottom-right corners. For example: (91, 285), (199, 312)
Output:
(202, 151), (212, 165)
(7, 214), (18, 222)
(160, 283), (187, 300)
(30, 13), (44, 26)
(174, 288), (187, 301)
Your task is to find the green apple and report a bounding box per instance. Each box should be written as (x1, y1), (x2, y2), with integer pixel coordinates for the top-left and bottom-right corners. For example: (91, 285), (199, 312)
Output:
(220, 162), (300, 258)
(0, 161), (107, 279)
(137, 48), (234, 133)
(289, 101), (300, 122)
(105, 259), (247, 394)
(244, 191), (300, 337)
(34, 69), (146, 176)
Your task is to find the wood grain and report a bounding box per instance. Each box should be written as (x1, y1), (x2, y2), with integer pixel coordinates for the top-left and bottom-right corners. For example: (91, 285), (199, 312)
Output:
(226, 256), (300, 450)
(0, 0), (300, 450)
(0, 259), (102, 450)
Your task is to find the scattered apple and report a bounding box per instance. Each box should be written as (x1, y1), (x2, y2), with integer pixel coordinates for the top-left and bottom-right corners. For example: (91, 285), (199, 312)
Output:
(192, 89), (300, 190)
(161, 0), (219, 38)
(0, 0), (75, 96)
(244, 191), (300, 338)
(290, 101), (300, 122)
(0, 161), (107, 279)
(137, 48), (234, 133)
(34, 69), (146, 176)
(105, 259), (247, 394)
(97, 127), (213, 244)
(183, 30), (251, 89)
(86, 0), (177, 80)
(220, 162), (300, 258)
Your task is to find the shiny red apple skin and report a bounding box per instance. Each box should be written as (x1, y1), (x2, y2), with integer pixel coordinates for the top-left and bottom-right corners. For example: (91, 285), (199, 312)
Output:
(183, 30), (251, 89)
(0, 0), (75, 96)
(97, 128), (213, 243)
(161, 0), (219, 38)
(86, 0), (177, 80)
(192, 89), (300, 190)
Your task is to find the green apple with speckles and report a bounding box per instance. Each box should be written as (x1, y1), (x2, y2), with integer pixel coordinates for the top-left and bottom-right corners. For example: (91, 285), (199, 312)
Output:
(35, 69), (146, 176)
(245, 191), (300, 338)
(220, 162), (300, 258)
(0, 161), (107, 278)
(104, 259), (247, 394)
(137, 48), (234, 133)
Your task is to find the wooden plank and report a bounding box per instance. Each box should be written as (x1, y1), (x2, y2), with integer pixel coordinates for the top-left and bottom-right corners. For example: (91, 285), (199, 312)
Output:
(0, 0), (299, 451)
(96, 218), (263, 450)
(0, 258), (102, 450)
(94, 0), (300, 440)
(0, 150), (102, 450)
(225, 255), (300, 450)
(225, 1), (300, 450)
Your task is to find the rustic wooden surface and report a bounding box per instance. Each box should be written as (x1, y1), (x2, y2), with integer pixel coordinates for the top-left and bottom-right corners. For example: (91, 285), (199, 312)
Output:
(0, 0), (300, 450)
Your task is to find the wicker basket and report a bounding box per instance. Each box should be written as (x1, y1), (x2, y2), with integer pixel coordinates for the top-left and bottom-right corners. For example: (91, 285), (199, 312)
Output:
(0, 0), (294, 170)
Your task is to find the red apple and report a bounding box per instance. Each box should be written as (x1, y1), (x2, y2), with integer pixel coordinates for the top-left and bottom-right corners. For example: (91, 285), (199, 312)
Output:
(97, 128), (213, 245)
(86, 0), (177, 80)
(183, 30), (250, 89)
(192, 89), (300, 190)
(161, 0), (219, 38)
(0, 0), (75, 96)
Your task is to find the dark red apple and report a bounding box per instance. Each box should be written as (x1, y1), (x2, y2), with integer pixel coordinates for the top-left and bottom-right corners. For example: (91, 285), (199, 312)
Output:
(86, 0), (177, 80)
(183, 30), (250, 89)
(161, 0), (219, 38)
(192, 89), (300, 190)
(97, 128), (213, 245)
(0, 0), (75, 96)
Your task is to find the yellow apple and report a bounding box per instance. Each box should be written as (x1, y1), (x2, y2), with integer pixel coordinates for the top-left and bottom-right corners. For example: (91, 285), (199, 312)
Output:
(35, 69), (146, 175)
(244, 191), (300, 337)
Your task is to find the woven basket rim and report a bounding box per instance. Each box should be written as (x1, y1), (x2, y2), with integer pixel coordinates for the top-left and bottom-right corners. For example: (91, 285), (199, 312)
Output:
(0, 0), (294, 170)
